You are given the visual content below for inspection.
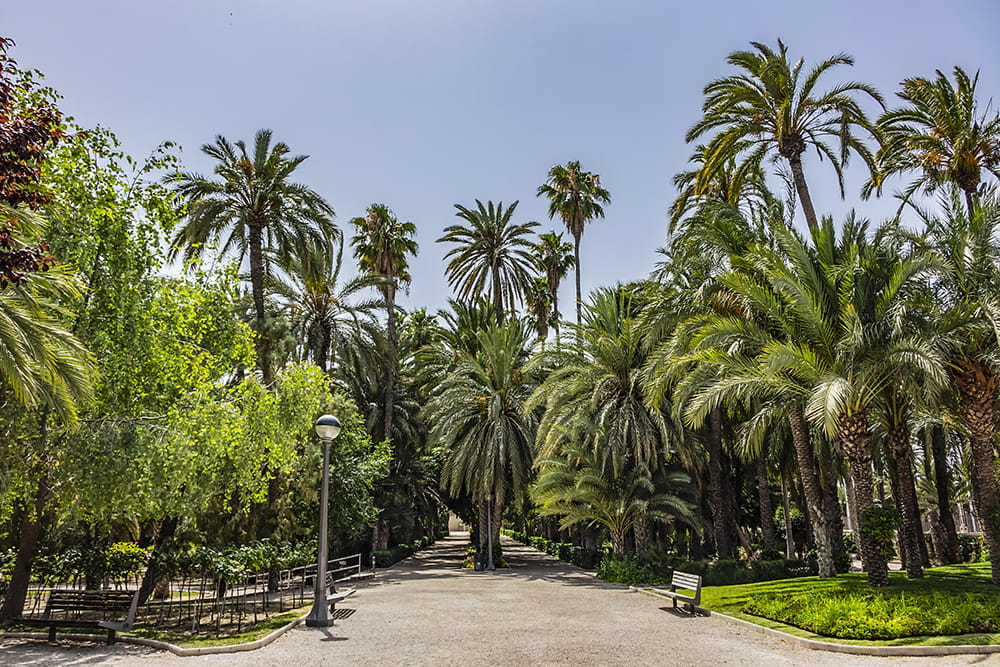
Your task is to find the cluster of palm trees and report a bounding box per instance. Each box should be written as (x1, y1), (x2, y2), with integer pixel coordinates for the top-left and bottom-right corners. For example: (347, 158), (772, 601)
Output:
(105, 40), (1000, 589)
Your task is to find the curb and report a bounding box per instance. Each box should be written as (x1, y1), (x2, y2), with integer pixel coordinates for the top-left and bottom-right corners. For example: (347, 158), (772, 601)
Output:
(633, 587), (1000, 657)
(3, 609), (308, 657)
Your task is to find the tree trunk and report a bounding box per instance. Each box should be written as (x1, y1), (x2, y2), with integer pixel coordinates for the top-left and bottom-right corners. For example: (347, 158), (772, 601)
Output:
(706, 408), (737, 558)
(138, 517), (178, 604)
(756, 451), (780, 551)
(573, 234), (583, 330)
(248, 224), (273, 384)
(886, 410), (924, 577)
(0, 473), (51, 621)
(383, 287), (397, 444)
(633, 518), (653, 554)
(787, 154), (819, 234)
(787, 406), (836, 577)
(930, 425), (961, 564)
(781, 475), (796, 558)
(317, 323), (331, 374)
(477, 502), (489, 569)
(836, 408), (888, 587)
(610, 529), (627, 555)
(951, 358), (1000, 583)
(819, 451), (845, 565)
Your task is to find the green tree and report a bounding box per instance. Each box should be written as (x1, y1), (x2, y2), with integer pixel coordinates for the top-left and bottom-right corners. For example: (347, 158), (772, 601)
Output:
(166, 129), (337, 384)
(424, 320), (538, 563)
(349, 204), (418, 443)
(537, 161), (611, 327)
(868, 66), (1000, 217)
(439, 200), (539, 323)
(534, 231), (575, 341)
(687, 40), (882, 233)
(533, 439), (697, 554)
(269, 241), (383, 374)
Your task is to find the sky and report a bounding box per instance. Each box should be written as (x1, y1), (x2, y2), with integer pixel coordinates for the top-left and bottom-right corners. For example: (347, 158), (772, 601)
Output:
(5, 0), (1000, 314)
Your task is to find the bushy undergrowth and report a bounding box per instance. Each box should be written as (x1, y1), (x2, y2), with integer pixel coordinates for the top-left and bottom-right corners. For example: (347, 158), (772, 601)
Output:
(597, 554), (816, 586)
(743, 589), (1000, 639)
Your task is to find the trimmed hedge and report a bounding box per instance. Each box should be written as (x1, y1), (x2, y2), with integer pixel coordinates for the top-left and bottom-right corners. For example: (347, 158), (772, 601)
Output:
(372, 533), (443, 568)
(597, 554), (816, 586)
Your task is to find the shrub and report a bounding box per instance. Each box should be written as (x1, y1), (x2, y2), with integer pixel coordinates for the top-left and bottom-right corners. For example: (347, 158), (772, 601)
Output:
(743, 589), (1000, 640)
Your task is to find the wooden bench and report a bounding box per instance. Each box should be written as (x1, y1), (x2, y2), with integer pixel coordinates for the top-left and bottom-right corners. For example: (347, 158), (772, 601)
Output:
(15, 589), (141, 645)
(652, 570), (702, 614)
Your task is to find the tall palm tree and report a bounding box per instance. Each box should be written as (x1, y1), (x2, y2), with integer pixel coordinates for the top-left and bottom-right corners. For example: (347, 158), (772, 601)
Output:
(534, 231), (575, 342)
(868, 66), (1000, 217)
(424, 320), (539, 563)
(350, 204), (418, 444)
(687, 40), (882, 233)
(166, 129), (337, 383)
(268, 240), (383, 374)
(537, 161), (611, 326)
(438, 200), (539, 322)
(911, 188), (1000, 583)
(668, 147), (770, 233)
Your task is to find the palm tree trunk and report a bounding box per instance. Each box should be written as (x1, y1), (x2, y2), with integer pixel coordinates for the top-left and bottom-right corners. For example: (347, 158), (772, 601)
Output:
(930, 425), (961, 564)
(492, 266), (504, 324)
(756, 450), (780, 551)
(383, 287), (396, 444)
(551, 285), (561, 344)
(787, 406), (836, 577)
(248, 224), (273, 384)
(573, 235), (583, 329)
(787, 154), (819, 234)
(836, 408), (889, 587)
(886, 411), (924, 577)
(951, 359), (1000, 584)
(706, 408), (736, 558)
(781, 475), (796, 557)
(317, 323), (331, 373)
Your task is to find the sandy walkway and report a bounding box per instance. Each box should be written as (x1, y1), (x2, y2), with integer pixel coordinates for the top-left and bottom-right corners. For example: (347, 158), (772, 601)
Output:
(2, 534), (999, 666)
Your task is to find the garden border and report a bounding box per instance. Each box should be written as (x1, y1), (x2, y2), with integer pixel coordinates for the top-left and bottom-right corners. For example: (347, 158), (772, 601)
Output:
(634, 587), (1000, 656)
(1, 608), (307, 656)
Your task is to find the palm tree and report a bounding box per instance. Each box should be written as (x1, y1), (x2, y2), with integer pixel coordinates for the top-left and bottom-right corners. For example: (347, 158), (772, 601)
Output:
(534, 231), (575, 342)
(868, 66), (1000, 217)
(668, 147), (770, 233)
(911, 188), (1000, 583)
(167, 129), (337, 383)
(537, 161), (611, 326)
(687, 40), (882, 233)
(438, 200), (539, 322)
(350, 204), (418, 444)
(524, 276), (552, 343)
(424, 320), (539, 564)
(268, 240), (383, 374)
(532, 439), (698, 554)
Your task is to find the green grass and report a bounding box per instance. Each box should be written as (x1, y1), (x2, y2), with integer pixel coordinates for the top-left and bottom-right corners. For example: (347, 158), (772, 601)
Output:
(689, 562), (1000, 646)
(123, 606), (309, 648)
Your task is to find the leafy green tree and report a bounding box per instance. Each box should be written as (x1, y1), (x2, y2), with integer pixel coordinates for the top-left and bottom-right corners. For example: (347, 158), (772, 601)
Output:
(166, 129), (337, 383)
(534, 231), (575, 341)
(424, 320), (538, 561)
(687, 39), (882, 233)
(537, 161), (610, 326)
(438, 199), (539, 323)
(868, 67), (1000, 217)
(349, 204), (418, 443)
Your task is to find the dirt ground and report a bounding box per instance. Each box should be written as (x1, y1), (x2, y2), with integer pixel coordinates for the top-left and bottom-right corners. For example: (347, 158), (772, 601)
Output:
(2, 534), (1000, 666)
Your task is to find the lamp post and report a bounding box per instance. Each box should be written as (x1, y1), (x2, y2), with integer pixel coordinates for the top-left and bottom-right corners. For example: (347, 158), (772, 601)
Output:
(305, 414), (342, 628)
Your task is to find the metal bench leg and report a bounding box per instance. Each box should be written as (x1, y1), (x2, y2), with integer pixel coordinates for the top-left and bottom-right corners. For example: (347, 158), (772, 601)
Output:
(107, 630), (116, 646)
(48, 626), (57, 642)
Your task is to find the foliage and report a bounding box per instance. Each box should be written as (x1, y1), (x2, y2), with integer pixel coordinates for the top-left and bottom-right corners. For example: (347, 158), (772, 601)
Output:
(744, 589), (1000, 640)
(859, 503), (900, 560)
(503, 530), (605, 569)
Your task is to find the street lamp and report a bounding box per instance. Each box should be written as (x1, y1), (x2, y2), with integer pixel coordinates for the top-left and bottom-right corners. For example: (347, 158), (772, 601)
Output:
(305, 414), (342, 628)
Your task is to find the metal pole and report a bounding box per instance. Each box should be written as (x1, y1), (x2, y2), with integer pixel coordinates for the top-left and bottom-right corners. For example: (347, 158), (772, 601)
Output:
(305, 437), (334, 627)
(487, 495), (496, 571)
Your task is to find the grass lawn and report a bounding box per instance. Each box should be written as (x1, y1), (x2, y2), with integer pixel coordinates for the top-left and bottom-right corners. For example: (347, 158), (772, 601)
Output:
(123, 605), (309, 648)
(692, 562), (1000, 647)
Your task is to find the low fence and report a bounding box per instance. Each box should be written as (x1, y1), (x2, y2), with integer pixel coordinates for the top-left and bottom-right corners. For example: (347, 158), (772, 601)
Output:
(15, 553), (366, 636)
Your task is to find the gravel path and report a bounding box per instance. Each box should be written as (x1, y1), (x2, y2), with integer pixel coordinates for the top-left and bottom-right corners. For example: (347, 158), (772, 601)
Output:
(3, 534), (999, 666)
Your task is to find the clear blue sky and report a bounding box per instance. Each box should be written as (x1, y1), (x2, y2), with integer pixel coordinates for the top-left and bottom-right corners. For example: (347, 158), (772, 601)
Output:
(6, 1), (999, 313)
